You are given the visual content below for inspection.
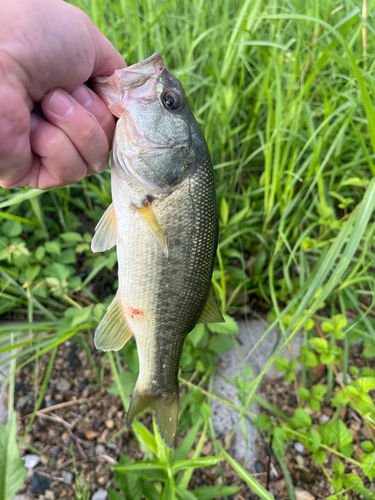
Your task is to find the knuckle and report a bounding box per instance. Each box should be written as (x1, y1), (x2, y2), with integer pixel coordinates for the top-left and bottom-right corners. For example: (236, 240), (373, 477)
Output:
(0, 96), (28, 161)
(79, 115), (100, 144)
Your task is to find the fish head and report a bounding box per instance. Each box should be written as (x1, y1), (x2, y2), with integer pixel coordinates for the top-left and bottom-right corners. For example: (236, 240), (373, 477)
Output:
(94, 53), (208, 194)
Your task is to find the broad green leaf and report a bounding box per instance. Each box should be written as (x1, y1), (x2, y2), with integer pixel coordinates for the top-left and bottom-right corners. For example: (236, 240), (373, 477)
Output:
(253, 414), (271, 430)
(208, 335), (233, 353)
(60, 232), (84, 243)
(333, 461), (345, 476)
(360, 452), (375, 481)
(293, 408), (312, 428)
(0, 412), (27, 500)
(312, 448), (326, 464)
(188, 325), (208, 348)
(298, 388), (310, 400)
(142, 482), (160, 500)
(208, 314), (239, 334)
(70, 305), (93, 327)
(355, 377), (375, 394)
(108, 489), (126, 500)
(2, 220), (22, 237)
(308, 429), (321, 451)
(274, 357), (289, 371)
(192, 485), (242, 499)
(309, 338), (328, 353)
(331, 475), (343, 493)
(361, 441), (374, 453)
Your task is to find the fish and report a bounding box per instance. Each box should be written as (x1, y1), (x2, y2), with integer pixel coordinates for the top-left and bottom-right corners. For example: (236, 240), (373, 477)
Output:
(92, 53), (224, 446)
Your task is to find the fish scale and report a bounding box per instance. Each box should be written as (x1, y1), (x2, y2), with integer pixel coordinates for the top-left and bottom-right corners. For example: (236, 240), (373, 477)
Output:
(92, 53), (224, 446)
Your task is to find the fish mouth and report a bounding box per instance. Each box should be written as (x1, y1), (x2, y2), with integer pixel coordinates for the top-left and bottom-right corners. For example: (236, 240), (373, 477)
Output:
(95, 53), (166, 91)
(124, 53), (166, 74)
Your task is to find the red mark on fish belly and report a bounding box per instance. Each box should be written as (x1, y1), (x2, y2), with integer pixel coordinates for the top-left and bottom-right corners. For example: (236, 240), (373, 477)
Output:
(129, 307), (143, 319)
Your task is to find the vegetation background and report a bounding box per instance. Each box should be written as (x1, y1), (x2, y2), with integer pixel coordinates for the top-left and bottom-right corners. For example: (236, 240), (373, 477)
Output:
(1, 0), (375, 498)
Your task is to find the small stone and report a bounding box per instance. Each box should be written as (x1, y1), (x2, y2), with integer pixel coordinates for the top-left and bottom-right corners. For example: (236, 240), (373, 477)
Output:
(78, 379), (89, 392)
(350, 421), (360, 432)
(45, 399), (57, 408)
(106, 442), (117, 451)
(202, 441), (213, 455)
(51, 446), (61, 459)
(61, 470), (73, 485)
(224, 430), (232, 450)
(294, 442), (305, 454)
(105, 420), (114, 430)
(15, 396), (29, 410)
(56, 378), (71, 392)
(273, 479), (286, 491)
(95, 444), (106, 456)
(338, 372), (352, 384)
(92, 491), (108, 500)
(97, 475), (109, 485)
(295, 455), (305, 468)
(255, 461), (265, 473)
(61, 431), (70, 443)
(85, 430), (99, 440)
(31, 473), (49, 495)
(295, 488), (315, 500)
(22, 454), (41, 469)
(319, 414), (330, 424)
(45, 490), (55, 500)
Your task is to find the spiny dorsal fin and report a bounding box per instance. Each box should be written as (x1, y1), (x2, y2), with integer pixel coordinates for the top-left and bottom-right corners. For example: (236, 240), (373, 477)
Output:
(91, 202), (117, 253)
(197, 287), (225, 324)
(95, 293), (133, 351)
(132, 198), (168, 257)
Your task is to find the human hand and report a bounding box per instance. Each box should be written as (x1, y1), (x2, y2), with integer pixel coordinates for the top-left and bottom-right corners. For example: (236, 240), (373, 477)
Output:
(0, 0), (126, 189)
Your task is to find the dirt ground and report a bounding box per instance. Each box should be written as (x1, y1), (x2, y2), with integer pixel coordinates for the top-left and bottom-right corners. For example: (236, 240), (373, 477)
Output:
(12, 337), (375, 499)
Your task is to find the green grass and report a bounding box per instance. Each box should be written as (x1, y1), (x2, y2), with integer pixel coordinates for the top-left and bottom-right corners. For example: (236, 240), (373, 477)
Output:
(2, 0), (375, 497)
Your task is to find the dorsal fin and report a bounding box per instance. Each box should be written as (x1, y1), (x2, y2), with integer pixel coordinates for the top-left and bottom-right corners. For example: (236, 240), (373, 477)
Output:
(197, 287), (225, 324)
(95, 293), (133, 351)
(91, 202), (117, 253)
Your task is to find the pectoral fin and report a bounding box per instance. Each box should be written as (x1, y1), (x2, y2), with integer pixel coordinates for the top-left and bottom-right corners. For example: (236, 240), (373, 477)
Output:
(197, 287), (225, 324)
(132, 198), (168, 257)
(91, 202), (117, 253)
(95, 293), (133, 351)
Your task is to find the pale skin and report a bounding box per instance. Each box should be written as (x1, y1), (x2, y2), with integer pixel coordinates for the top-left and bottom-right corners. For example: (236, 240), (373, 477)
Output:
(0, 0), (126, 190)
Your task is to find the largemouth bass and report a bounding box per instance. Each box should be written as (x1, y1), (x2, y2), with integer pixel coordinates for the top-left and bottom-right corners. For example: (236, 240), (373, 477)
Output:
(92, 53), (223, 446)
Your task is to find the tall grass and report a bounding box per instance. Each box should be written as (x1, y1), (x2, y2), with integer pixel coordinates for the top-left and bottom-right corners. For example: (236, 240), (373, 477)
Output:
(1, 0), (375, 496)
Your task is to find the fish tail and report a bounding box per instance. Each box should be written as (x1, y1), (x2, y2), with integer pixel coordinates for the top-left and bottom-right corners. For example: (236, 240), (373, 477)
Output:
(126, 387), (179, 448)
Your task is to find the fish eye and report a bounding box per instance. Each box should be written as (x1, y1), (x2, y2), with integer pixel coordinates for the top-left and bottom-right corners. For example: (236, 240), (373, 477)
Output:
(162, 91), (182, 111)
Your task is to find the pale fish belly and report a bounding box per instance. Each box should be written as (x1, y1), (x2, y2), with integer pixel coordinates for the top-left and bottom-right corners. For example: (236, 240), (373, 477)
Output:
(112, 158), (217, 395)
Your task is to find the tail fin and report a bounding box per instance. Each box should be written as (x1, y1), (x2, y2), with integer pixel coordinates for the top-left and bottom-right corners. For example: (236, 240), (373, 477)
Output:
(126, 388), (179, 448)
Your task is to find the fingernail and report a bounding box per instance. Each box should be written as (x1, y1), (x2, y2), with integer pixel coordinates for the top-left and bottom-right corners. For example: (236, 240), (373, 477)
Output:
(72, 85), (93, 108)
(92, 161), (106, 174)
(30, 114), (40, 131)
(49, 91), (74, 117)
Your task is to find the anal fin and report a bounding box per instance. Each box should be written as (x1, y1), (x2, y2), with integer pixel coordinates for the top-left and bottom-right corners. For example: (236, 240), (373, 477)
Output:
(95, 293), (133, 351)
(197, 287), (225, 324)
(91, 202), (117, 253)
(132, 197), (168, 257)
